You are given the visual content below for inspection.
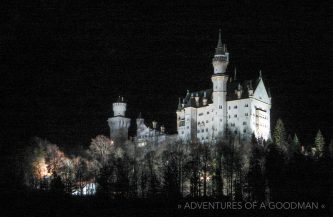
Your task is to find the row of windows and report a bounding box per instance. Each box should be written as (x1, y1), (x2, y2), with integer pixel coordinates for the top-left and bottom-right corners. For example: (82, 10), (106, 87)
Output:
(229, 122), (247, 126)
(255, 114), (268, 119)
(198, 128), (209, 133)
(198, 111), (211, 116)
(228, 104), (248, 110)
(256, 123), (269, 128)
(228, 113), (249, 118)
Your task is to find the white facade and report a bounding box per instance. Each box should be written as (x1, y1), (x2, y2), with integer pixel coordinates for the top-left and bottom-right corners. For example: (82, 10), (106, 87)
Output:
(107, 100), (168, 147)
(136, 114), (167, 147)
(176, 31), (271, 143)
(107, 96), (131, 142)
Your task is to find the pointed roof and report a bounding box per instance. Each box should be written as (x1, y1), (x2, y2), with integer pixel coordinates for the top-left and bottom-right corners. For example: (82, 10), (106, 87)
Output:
(215, 29), (225, 56)
(138, 112), (142, 119)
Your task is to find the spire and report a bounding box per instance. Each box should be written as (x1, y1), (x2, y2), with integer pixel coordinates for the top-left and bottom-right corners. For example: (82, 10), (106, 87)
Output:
(259, 70), (262, 79)
(234, 67), (237, 81)
(215, 29), (224, 56)
(138, 112), (142, 119)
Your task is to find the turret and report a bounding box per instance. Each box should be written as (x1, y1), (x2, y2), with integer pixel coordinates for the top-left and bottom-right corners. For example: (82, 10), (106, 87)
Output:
(107, 96), (131, 144)
(211, 29), (229, 138)
(212, 29), (229, 74)
(113, 96), (126, 116)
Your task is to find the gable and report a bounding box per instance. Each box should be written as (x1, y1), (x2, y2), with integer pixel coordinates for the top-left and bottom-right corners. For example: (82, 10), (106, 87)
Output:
(253, 79), (270, 104)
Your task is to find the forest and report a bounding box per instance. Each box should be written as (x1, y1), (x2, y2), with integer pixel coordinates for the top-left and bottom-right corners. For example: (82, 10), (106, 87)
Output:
(15, 118), (332, 203)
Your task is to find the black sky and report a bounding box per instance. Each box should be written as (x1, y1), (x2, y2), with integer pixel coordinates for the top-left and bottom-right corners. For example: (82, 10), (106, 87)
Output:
(1, 1), (332, 153)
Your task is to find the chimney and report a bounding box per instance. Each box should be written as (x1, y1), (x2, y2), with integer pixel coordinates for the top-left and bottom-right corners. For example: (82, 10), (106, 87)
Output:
(195, 93), (199, 107)
(202, 91), (207, 106)
(160, 125), (165, 133)
(237, 83), (242, 99)
(248, 80), (254, 96)
(152, 121), (157, 129)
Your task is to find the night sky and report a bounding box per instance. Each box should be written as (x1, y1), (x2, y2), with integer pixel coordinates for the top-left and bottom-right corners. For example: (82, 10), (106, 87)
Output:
(1, 1), (332, 154)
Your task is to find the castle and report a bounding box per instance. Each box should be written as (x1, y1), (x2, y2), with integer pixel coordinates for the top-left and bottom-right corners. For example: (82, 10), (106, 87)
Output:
(108, 30), (271, 145)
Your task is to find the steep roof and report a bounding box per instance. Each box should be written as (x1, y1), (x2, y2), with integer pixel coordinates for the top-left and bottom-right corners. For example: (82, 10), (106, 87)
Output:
(226, 78), (260, 101)
(182, 89), (213, 108)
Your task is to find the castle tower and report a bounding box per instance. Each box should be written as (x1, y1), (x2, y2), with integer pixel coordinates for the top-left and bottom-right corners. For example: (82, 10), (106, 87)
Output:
(212, 29), (229, 74)
(107, 96), (131, 144)
(211, 29), (229, 137)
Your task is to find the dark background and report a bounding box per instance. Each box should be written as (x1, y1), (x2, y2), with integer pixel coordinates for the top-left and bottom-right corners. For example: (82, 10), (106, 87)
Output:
(1, 1), (332, 154)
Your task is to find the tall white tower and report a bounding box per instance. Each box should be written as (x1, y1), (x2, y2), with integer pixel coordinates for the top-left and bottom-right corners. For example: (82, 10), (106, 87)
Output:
(107, 96), (131, 143)
(211, 29), (229, 138)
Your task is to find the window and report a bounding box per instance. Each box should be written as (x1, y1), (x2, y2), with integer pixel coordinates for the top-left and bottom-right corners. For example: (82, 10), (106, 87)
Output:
(234, 114), (237, 118)
(245, 104), (249, 107)
(234, 105), (238, 109)
(201, 129), (204, 133)
(245, 113), (248, 116)
(229, 115), (230, 119)
(206, 120), (209, 123)
(243, 122), (247, 125)
(207, 111), (210, 114)
(219, 105), (222, 109)
(243, 129), (247, 133)
(199, 113), (203, 116)
(181, 131), (184, 134)
(206, 128), (208, 132)
(220, 119), (222, 122)
(229, 106), (231, 110)
(187, 126), (189, 129)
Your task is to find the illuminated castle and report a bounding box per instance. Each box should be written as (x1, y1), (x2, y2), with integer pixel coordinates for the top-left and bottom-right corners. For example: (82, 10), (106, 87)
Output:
(108, 30), (272, 145)
(107, 97), (169, 146)
(176, 30), (272, 143)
